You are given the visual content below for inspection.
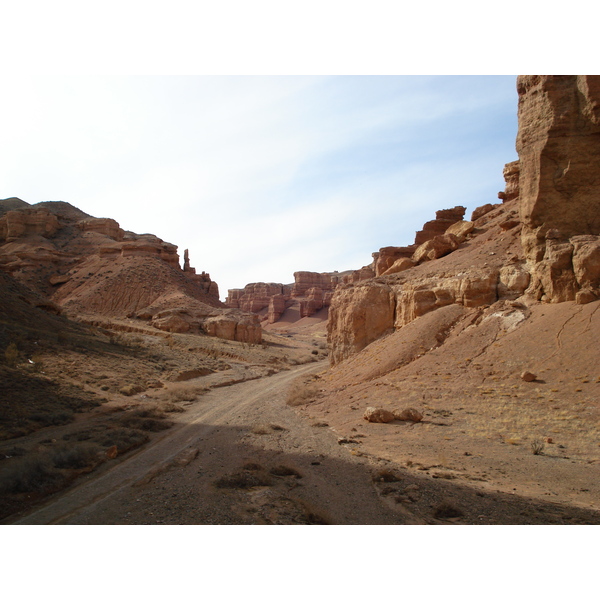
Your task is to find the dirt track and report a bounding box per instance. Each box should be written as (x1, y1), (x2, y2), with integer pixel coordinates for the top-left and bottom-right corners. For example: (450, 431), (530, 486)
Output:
(9, 359), (600, 525)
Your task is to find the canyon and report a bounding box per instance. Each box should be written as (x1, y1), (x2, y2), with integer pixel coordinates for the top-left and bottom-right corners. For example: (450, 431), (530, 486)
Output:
(2, 75), (600, 525)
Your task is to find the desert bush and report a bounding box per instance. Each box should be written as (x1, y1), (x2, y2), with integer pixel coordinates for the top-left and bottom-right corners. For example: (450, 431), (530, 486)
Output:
(0, 455), (64, 494)
(286, 377), (319, 407)
(51, 444), (100, 469)
(372, 469), (402, 483)
(161, 401), (185, 413)
(30, 410), (74, 427)
(4, 342), (19, 367)
(214, 470), (272, 489)
(531, 437), (545, 455)
(433, 502), (464, 519)
(96, 427), (149, 453)
(269, 465), (302, 478)
(166, 383), (206, 403)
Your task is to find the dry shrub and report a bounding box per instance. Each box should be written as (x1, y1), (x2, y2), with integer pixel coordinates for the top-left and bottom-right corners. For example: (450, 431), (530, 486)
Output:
(0, 455), (64, 494)
(372, 468), (402, 483)
(51, 444), (100, 470)
(286, 377), (319, 406)
(165, 383), (207, 403)
(269, 465), (302, 478)
(433, 502), (464, 519)
(161, 401), (185, 413)
(531, 437), (545, 455)
(251, 423), (287, 435)
(96, 427), (149, 453)
(214, 470), (272, 489)
(113, 406), (172, 432)
(4, 342), (19, 367)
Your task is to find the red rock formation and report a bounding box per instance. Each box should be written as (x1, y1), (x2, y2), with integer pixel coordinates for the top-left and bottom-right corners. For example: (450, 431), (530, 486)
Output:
(0, 198), (241, 342)
(372, 246), (416, 277)
(414, 206), (466, 245)
(498, 160), (520, 203)
(516, 75), (600, 302)
(0, 208), (60, 242)
(292, 271), (336, 297)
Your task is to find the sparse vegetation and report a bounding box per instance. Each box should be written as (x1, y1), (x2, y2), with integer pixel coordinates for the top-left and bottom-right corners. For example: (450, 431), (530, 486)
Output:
(0, 454), (64, 494)
(269, 465), (302, 478)
(372, 468), (402, 483)
(433, 502), (464, 519)
(286, 376), (319, 406)
(214, 470), (272, 489)
(4, 342), (19, 367)
(531, 437), (545, 455)
(51, 443), (100, 470)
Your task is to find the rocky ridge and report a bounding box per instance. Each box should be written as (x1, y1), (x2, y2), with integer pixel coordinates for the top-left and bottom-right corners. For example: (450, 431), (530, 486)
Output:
(0, 199), (261, 343)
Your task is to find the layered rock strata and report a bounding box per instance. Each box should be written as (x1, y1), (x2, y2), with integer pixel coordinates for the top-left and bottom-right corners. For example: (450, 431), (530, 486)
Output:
(0, 198), (258, 343)
(516, 75), (600, 303)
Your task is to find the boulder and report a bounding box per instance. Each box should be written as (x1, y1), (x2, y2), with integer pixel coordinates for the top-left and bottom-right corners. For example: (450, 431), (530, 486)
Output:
(414, 206), (466, 245)
(412, 233), (460, 263)
(363, 407), (395, 423)
(381, 257), (414, 276)
(393, 408), (423, 422)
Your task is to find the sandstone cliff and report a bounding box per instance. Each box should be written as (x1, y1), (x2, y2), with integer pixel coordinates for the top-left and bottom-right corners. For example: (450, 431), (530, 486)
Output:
(516, 75), (600, 303)
(327, 75), (600, 366)
(226, 270), (352, 325)
(0, 198), (261, 344)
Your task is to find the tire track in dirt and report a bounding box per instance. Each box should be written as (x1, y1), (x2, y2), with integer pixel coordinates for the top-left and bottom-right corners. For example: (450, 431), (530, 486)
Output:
(10, 363), (322, 524)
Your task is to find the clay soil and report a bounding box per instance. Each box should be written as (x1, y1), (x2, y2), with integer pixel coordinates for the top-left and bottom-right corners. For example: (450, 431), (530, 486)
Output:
(2, 305), (600, 525)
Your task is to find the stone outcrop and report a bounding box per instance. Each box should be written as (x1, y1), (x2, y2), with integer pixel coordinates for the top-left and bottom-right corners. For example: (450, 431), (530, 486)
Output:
(226, 282), (291, 313)
(327, 282), (396, 365)
(0, 198), (255, 343)
(77, 217), (124, 241)
(412, 233), (460, 264)
(292, 271), (337, 297)
(0, 207), (60, 242)
(414, 206), (466, 245)
(227, 270), (346, 325)
(372, 246), (416, 277)
(499, 161), (520, 203)
(516, 75), (600, 302)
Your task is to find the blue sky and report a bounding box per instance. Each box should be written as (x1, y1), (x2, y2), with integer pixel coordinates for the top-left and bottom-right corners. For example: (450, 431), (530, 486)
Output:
(2, 75), (519, 298)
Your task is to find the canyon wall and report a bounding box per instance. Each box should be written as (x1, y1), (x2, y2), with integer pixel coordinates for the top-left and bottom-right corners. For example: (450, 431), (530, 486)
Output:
(0, 199), (260, 344)
(327, 75), (600, 365)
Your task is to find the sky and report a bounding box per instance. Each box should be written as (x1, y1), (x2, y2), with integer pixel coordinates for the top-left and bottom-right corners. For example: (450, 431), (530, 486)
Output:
(1, 75), (519, 299)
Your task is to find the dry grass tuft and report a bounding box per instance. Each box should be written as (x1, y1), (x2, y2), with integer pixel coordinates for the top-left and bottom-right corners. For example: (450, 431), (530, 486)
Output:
(269, 465), (302, 478)
(214, 470), (272, 489)
(372, 468), (403, 483)
(286, 376), (319, 406)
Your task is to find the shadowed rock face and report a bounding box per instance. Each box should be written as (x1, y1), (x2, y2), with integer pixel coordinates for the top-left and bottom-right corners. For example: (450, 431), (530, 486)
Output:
(517, 75), (600, 302)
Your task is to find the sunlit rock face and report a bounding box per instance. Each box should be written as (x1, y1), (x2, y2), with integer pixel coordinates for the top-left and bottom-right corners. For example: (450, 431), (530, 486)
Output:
(517, 75), (600, 302)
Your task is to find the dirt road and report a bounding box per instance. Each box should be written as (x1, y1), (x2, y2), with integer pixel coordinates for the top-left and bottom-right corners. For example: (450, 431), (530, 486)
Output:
(9, 363), (402, 524)
(10, 361), (600, 525)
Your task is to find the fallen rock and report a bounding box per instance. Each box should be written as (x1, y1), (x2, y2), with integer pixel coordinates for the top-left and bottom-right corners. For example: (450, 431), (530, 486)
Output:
(381, 257), (414, 276)
(105, 445), (118, 459)
(171, 368), (214, 382)
(412, 233), (460, 263)
(363, 407), (395, 423)
(520, 371), (537, 382)
(119, 384), (144, 396)
(471, 203), (495, 222)
(393, 408), (424, 422)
